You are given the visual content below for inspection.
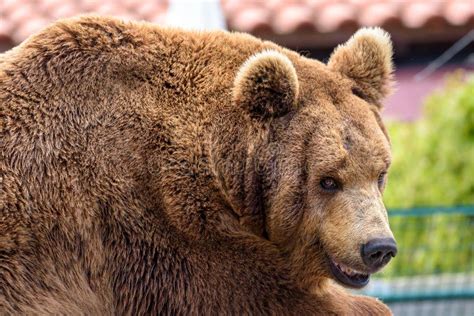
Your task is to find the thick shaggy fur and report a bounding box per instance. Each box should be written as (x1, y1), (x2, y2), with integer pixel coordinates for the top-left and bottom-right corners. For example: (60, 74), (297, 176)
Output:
(1, 16), (394, 314)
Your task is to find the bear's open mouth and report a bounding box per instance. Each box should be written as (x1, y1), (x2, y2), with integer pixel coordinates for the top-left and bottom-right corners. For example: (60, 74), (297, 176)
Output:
(329, 258), (370, 289)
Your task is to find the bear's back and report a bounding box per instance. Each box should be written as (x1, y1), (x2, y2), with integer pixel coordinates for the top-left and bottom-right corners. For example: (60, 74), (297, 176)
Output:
(0, 16), (276, 219)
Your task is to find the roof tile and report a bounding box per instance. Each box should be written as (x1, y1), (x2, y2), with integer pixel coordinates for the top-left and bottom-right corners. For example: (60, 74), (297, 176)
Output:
(315, 2), (357, 32)
(401, 1), (444, 29)
(231, 6), (272, 33)
(445, 0), (474, 25)
(50, 3), (80, 20)
(14, 18), (50, 44)
(358, 2), (400, 27)
(0, 0), (473, 48)
(273, 3), (315, 34)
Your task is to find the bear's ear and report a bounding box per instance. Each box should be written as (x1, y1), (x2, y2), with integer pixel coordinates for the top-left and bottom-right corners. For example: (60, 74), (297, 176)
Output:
(328, 27), (394, 107)
(233, 50), (299, 120)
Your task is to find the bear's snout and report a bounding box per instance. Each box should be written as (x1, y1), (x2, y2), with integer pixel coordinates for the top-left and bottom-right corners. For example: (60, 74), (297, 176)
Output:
(361, 238), (397, 271)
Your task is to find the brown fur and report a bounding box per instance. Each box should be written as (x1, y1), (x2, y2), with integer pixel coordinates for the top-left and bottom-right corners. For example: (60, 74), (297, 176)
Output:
(0, 16), (395, 314)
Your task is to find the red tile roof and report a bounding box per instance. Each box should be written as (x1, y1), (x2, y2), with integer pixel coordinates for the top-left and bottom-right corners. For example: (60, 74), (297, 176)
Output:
(0, 0), (473, 49)
(222, 0), (474, 33)
(0, 0), (168, 45)
(222, 0), (474, 47)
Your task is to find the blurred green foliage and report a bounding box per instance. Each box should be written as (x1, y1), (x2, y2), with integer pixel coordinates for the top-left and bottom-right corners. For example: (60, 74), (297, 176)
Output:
(380, 211), (473, 277)
(384, 73), (474, 208)
(381, 73), (474, 277)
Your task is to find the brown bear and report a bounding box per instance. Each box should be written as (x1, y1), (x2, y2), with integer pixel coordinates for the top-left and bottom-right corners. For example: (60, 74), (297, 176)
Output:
(0, 15), (397, 315)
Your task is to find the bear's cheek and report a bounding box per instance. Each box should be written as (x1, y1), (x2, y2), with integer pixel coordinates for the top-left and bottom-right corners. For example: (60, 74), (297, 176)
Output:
(317, 194), (392, 267)
(299, 195), (370, 266)
(320, 210), (363, 263)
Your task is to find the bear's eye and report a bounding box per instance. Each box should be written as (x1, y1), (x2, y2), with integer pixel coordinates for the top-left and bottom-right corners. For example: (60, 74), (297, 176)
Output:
(320, 177), (340, 192)
(378, 172), (387, 188)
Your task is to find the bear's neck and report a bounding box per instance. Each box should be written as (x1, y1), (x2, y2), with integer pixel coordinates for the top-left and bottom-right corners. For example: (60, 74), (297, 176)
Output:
(209, 114), (273, 238)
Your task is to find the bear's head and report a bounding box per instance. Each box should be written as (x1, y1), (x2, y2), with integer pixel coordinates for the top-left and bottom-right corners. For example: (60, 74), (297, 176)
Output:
(224, 28), (397, 290)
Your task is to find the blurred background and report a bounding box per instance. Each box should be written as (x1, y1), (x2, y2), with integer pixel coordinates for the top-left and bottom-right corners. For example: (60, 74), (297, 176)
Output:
(1, 0), (473, 315)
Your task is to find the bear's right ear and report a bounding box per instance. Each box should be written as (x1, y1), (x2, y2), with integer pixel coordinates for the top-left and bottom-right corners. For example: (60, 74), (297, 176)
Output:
(233, 50), (299, 120)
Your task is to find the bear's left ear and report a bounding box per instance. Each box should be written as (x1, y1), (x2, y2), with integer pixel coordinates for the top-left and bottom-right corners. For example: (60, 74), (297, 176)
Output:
(233, 50), (299, 120)
(328, 27), (394, 107)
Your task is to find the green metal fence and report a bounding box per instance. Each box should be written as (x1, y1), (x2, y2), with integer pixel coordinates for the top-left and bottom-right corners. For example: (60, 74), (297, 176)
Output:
(358, 206), (474, 315)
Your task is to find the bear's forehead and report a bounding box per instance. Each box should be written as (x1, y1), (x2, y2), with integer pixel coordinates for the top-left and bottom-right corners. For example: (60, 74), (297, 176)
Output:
(299, 99), (391, 174)
(296, 61), (350, 102)
(290, 57), (391, 167)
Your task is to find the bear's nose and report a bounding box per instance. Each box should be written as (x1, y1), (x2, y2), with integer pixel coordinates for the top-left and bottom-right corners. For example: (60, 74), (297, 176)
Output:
(361, 238), (397, 270)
